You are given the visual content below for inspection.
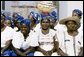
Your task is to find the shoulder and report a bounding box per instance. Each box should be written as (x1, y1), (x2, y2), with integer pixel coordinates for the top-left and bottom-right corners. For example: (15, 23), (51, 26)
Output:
(34, 23), (41, 32)
(78, 30), (83, 36)
(6, 26), (16, 33)
(13, 31), (23, 39)
(50, 29), (56, 32)
(50, 29), (57, 36)
(76, 30), (83, 41)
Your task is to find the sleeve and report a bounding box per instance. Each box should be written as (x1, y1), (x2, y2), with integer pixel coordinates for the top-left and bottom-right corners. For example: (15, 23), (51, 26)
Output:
(28, 32), (39, 47)
(80, 34), (83, 47)
(56, 30), (66, 53)
(12, 32), (23, 49)
(5, 27), (14, 41)
(78, 31), (83, 47)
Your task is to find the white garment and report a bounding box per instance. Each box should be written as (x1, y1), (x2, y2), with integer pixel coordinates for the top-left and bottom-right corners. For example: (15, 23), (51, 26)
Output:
(78, 23), (83, 32)
(38, 29), (58, 51)
(12, 31), (30, 50)
(57, 30), (83, 56)
(34, 51), (60, 56)
(30, 29), (58, 51)
(28, 23), (40, 41)
(54, 23), (67, 32)
(1, 26), (15, 48)
(34, 23), (67, 34)
(13, 27), (18, 31)
(29, 30), (40, 47)
(34, 51), (44, 56)
(33, 23), (41, 33)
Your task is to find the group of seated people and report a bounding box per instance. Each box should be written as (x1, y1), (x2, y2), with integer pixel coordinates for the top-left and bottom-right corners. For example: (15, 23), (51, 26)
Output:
(1, 9), (83, 56)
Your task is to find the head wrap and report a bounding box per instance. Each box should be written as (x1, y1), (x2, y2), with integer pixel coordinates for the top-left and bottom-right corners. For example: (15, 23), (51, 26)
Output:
(20, 19), (31, 26)
(73, 9), (82, 16)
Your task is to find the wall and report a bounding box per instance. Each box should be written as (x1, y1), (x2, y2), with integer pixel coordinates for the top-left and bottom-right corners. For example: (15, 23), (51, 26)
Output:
(59, 1), (83, 24)
(67, 1), (83, 23)
(59, 1), (68, 19)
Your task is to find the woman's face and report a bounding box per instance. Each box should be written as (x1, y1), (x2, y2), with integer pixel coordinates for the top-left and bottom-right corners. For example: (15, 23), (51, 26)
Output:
(72, 12), (79, 17)
(72, 12), (80, 19)
(14, 20), (21, 29)
(66, 20), (78, 31)
(4, 20), (11, 27)
(20, 24), (30, 35)
(41, 19), (50, 30)
(50, 19), (56, 29)
(12, 13), (18, 18)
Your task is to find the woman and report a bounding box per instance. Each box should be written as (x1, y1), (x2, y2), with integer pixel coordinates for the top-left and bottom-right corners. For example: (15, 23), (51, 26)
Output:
(28, 12), (40, 41)
(49, 17), (57, 30)
(1, 16), (15, 56)
(30, 16), (60, 56)
(11, 19), (34, 56)
(58, 16), (83, 56)
(28, 11), (39, 30)
(72, 9), (83, 32)
(13, 15), (24, 31)
(4, 16), (12, 27)
(72, 9), (82, 19)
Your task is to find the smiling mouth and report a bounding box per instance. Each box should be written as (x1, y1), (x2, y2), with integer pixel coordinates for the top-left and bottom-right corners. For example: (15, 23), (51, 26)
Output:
(43, 25), (48, 28)
(22, 31), (26, 34)
(42, 26), (49, 29)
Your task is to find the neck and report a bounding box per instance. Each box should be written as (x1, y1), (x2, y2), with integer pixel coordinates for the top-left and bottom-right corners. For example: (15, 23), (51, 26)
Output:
(67, 30), (78, 36)
(42, 29), (49, 35)
(23, 33), (29, 39)
(31, 24), (36, 30)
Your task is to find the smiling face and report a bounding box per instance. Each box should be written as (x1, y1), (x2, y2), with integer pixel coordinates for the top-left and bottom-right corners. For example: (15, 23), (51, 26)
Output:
(41, 18), (50, 30)
(4, 20), (11, 27)
(20, 24), (30, 35)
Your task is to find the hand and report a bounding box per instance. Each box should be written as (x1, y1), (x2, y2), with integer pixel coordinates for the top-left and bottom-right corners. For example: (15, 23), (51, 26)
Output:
(1, 50), (4, 54)
(21, 53), (27, 56)
(63, 53), (68, 56)
(47, 51), (52, 56)
(37, 47), (52, 56)
(43, 51), (52, 56)
(1, 51), (2, 54)
(42, 51), (48, 55)
(57, 48), (68, 56)
(1, 51), (3, 55)
(43, 51), (50, 56)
